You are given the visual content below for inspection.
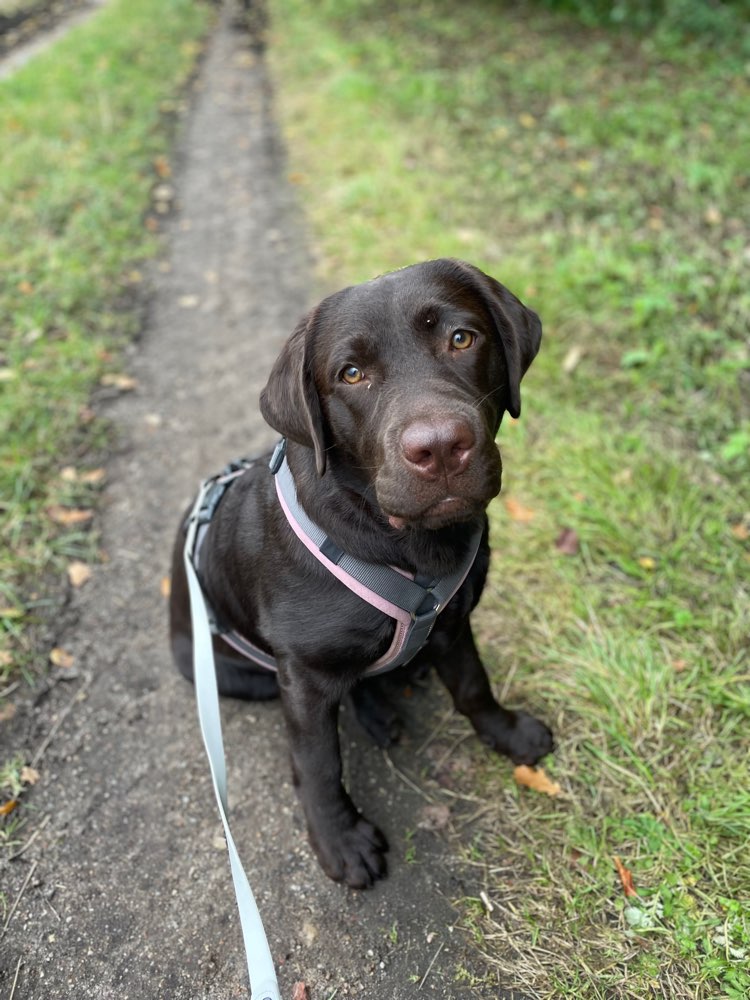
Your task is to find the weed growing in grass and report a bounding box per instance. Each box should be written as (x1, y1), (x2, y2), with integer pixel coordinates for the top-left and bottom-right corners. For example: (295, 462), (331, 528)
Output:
(267, 0), (750, 994)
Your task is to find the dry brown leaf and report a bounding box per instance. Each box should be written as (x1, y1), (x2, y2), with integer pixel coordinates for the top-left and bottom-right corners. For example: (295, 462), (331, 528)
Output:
(67, 561), (92, 588)
(80, 468), (106, 485)
(505, 497), (535, 523)
(20, 766), (40, 785)
(292, 983), (310, 1000)
(0, 799), (19, 816)
(418, 804), (451, 831)
(730, 522), (749, 541)
(0, 702), (17, 723)
(50, 647), (75, 669)
(160, 576), (171, 599)
(100, 373), (138, 391)
(614, 855), (638, 898)
(513, 765), (561, 797)
(47, 506), (93, 526)
(555, 527), (580, 556)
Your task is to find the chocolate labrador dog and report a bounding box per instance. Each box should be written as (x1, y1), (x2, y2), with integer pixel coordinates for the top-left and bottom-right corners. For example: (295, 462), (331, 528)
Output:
(169, 258), (553, 888)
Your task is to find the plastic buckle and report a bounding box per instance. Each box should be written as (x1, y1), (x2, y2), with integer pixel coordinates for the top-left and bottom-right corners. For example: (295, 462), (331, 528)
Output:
(268, 438), (287, 475)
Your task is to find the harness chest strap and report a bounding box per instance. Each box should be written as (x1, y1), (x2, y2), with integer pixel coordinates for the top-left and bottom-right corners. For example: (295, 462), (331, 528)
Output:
(192, 439), (483, 674)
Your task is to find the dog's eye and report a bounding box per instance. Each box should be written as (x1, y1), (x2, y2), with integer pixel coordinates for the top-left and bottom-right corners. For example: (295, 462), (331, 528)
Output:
(450, 330), (475, 350)
(341, 365), (365, 384)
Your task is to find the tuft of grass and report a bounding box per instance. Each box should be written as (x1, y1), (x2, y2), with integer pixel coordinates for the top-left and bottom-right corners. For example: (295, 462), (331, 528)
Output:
(266, 1), (750, 995)
(0, 0), (212, 689)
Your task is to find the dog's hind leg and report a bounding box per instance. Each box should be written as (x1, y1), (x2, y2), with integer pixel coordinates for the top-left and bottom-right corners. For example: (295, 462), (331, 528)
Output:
(349, 675), (403, 747)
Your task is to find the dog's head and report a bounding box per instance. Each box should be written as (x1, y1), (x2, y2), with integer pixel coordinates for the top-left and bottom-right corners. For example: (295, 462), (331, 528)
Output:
(261, 259), (541, 530)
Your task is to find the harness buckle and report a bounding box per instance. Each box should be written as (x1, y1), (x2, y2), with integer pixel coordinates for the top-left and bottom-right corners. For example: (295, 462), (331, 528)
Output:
(268, 438), (287, 475)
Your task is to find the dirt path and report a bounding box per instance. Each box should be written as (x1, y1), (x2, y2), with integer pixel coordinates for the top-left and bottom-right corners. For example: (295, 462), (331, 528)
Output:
(1, 9), (518, 998)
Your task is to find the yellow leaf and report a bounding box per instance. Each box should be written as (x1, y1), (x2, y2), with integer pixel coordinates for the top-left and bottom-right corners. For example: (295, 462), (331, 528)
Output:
(47, 506), (93, 526)
(50, 647), (75, 669)
(638, 556), (656, 570)
(67, 561), (92, 588)
(504, 497), (535, 523)
(100, 373), (138, 391)
(513, 765), (561, 796)
(0, 607), (24, 619)
(0, 799), (19, 816)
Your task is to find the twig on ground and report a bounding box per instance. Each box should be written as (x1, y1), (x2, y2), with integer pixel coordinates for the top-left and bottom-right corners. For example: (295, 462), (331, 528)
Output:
(1, 859), (38, 938)
(418, 940), (445, 989)
(9, 954), (23, 1000)
(382, 752), (435, 803)
(9, 814), (50, 861)
(31, 672), (92, 769)
(416, 706), (455, 755)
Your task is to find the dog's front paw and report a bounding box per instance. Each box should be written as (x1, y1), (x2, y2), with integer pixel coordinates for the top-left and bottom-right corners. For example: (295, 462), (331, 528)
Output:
(480, 709), (554, 765)
(312, 816), (389, 889)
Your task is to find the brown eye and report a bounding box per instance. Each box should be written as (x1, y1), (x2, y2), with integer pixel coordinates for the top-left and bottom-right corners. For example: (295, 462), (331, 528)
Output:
(341, 365), (365, 384)
(450, 330), (475, 350)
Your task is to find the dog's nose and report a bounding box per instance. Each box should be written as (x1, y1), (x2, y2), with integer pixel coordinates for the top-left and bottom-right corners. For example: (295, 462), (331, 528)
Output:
(400, 418), (475, 479)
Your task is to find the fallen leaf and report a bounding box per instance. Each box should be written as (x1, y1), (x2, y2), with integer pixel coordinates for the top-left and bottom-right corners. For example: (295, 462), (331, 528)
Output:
(292, 983), (310, 1000)
(0, 703), (17, 722)
(505, 497), (535, 523)
(562, 345), (584, 374)
(20, 766), (39, 785)
(418, 804), (451, 831)
(160, 576), (171, 599)
(513, 765), (561, 797)
(81, 468), (106, 485)
(614, 855), (638, 898)
(67, 561), (92, 588)
(153, 155), (171, 178)
(50, 647), (75, 669)
(555, 527), (580, 556)
(0, 800), (19, 816)
(100, 373), (138, 391)
(48, 506), (93, 526)
(730, 522), (749, 541)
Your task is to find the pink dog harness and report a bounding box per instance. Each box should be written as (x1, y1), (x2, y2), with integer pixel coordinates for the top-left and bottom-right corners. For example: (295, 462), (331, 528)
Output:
(190, 439), (483, 676)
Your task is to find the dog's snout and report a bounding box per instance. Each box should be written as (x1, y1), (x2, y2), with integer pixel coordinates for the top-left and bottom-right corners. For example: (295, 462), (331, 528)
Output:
(400, 418), (476, 480)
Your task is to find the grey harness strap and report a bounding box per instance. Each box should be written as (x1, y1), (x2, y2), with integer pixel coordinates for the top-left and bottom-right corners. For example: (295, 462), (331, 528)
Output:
(192, 439), (483, 675)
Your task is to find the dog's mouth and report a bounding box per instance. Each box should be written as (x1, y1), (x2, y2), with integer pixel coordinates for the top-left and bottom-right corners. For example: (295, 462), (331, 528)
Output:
(386, 496), (479, 531)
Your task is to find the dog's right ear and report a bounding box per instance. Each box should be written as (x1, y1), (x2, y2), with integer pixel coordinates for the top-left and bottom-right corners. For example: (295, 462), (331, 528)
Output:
(260, 309), (327, 476)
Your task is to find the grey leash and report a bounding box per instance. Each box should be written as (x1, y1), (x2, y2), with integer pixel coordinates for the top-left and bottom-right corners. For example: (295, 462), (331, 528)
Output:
(184, 492), (280, 1000)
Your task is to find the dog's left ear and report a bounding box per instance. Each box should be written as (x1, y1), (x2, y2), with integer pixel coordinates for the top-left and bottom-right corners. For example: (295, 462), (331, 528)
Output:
(455, 261), (542, 419)
(260, 308), (327, 476)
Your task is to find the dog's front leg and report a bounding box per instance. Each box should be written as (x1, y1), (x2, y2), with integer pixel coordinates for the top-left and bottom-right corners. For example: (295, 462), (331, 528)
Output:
(432, 621), (554, 765)
(277, 662), (388, 888)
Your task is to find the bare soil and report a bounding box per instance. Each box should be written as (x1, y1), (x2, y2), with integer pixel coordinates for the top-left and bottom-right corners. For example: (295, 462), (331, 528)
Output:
(1, 8), (526, 998)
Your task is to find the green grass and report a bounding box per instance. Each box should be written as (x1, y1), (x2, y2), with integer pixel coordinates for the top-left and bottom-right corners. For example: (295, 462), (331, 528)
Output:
(266, 1), (750, 996)
(0, 0), (212, 685)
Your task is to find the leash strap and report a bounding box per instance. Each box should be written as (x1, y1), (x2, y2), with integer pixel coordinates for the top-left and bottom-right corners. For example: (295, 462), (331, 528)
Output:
(184, 491), (280, 1000)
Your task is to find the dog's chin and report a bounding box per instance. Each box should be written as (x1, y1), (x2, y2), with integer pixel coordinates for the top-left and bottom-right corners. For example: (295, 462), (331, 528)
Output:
(386, 496), (482, 531)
